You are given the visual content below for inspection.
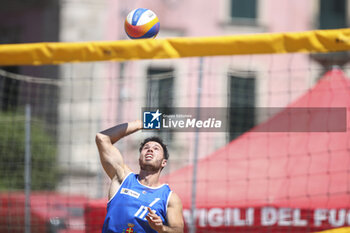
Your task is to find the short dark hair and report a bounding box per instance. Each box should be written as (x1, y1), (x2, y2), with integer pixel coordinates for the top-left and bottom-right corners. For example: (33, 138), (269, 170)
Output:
(139, 136), (169, 160)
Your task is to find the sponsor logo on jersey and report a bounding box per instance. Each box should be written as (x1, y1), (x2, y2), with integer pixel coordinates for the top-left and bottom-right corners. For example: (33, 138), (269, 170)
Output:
(121, 188), (140, 198)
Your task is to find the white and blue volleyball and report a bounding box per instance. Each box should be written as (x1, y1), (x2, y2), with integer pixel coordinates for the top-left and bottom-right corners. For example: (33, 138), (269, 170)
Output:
(124, 8), (160, 39)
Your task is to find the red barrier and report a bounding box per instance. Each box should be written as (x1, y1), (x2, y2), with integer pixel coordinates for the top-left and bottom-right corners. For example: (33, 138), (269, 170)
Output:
(84, 199), (107, 233)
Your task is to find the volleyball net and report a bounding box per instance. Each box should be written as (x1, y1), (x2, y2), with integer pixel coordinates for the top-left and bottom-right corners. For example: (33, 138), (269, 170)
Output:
(0, 28), (350, 233)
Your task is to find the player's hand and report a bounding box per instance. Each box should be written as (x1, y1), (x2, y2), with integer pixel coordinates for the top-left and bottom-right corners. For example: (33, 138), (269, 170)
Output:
(146, 207), (164, 232)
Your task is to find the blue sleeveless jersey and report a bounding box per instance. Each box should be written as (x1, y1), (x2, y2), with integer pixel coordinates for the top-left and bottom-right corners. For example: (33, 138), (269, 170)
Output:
(102, 173), (172, 233)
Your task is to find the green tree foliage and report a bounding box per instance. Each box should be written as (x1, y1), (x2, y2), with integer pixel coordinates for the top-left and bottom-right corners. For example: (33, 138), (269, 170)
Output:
(0, 111), (58, 190)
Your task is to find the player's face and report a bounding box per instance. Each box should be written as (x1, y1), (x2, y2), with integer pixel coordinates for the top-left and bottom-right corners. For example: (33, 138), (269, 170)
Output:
(139, 141), (167, 172)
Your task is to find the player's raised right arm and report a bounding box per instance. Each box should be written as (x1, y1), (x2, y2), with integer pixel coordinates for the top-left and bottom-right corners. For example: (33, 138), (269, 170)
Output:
(95, 120), (142, 181)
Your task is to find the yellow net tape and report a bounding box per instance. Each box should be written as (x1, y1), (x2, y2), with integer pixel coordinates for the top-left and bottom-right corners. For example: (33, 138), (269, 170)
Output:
(0, 28), (350, 66)
(313, 227), (350, 233)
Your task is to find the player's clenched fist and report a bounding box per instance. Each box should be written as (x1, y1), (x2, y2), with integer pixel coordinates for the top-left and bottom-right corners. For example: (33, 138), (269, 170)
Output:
(146, 207), (164, 232)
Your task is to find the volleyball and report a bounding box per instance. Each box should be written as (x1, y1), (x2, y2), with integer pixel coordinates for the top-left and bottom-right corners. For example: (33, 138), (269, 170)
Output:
(124, 8), (160, 39)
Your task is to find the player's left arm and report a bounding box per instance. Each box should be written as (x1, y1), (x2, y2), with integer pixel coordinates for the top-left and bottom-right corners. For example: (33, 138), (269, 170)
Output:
(146, 192), (184, 233)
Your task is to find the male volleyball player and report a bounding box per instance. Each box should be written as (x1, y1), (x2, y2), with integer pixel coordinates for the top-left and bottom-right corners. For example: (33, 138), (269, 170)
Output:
(96, 120), (184, 233)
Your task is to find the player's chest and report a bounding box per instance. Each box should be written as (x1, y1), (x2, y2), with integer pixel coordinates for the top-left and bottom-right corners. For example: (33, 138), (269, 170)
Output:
(117, 187), (165, 219)
(118, 186), (164, 207)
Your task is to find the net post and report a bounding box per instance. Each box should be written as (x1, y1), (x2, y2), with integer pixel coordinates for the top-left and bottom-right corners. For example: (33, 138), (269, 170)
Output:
(190, 56), (204, 233)
(24, 104), (31, 233)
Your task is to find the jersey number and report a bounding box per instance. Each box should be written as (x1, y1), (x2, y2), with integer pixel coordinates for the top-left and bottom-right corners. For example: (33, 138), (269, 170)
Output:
(134, 198), (160, 220)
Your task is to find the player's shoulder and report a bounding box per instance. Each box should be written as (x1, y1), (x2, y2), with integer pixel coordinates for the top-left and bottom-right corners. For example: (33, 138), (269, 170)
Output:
(168, 191), (183, 207)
